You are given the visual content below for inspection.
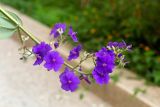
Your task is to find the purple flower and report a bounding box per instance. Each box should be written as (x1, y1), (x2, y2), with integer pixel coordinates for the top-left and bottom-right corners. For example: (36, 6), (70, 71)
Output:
(118, 53), (123, 58)
(59, 68), (80, 92)
(95, 58), (115, 73)
(95, 47), (115, 58)
(44, 51), (64, 71)
(92, 68), (110, 85)
(95, 47), (115, 73)
(68, 45), (82, 61)
(54, 41), (59, 49)
(118, 41), (127, 48)
(50, 23), (66, 38)
(32, 42), (52, 65)
(68, 26), (78, 42)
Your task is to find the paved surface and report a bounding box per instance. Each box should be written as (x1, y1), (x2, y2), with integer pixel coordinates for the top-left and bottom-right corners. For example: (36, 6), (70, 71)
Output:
(0, 39), (111, 107)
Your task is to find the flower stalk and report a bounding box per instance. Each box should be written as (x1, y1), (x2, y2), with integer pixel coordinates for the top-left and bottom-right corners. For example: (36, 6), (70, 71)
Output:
(0, 7), (131, 92)
(0, 7), (84, 74)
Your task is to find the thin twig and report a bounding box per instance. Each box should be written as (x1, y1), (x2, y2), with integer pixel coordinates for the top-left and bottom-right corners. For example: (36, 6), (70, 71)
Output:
(17, 27), (23, 44)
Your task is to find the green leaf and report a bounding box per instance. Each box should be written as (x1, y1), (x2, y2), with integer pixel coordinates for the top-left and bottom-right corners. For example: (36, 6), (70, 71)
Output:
(0, 10), (22, 39)
(0, 27), (16, 39)
(0, 16), (16, 29)
(7, 11), (22, 25)
(0, 10), (22, 28)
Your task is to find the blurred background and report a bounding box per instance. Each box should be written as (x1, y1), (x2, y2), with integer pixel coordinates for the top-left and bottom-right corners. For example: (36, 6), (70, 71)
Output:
(1, 0), (160, 86)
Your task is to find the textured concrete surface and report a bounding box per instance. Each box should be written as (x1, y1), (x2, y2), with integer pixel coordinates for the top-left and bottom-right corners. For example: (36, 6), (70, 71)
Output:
(0, 39), (111, 107)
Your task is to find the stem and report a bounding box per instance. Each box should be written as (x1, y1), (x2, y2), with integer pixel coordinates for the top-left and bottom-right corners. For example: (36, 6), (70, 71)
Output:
(19, 26), (40, 44)
(0, 7), (91, 75)
(64, 62), (74, 70)
(17, 27), (23, 44)
(73, 54), (92, 70)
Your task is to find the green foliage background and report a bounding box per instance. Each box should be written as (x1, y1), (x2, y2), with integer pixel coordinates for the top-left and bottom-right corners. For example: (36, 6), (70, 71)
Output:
(1, 0), (160, 85)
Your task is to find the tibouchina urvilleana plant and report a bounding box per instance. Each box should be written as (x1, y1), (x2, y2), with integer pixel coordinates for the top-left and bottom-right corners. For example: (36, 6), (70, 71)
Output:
(0, 8), (132, 92)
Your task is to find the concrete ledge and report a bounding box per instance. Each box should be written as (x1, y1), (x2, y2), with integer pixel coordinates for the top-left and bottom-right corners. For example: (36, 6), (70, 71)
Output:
(1, 4), (160, 107)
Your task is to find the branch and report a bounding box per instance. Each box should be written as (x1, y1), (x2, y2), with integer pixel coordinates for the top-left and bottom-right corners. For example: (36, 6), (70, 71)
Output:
(0, 7), (91, 75)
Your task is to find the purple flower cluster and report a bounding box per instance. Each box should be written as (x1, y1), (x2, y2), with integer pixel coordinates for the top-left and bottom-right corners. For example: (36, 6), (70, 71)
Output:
(92, 47), (115, 85)
(107, 41), (132, 51)
(32, 42), (52, 65)
(107, 41), (132, 67)
(32, 41), (81, 92)
(32, 42), (64, 72)
(59, 68), (80, 92)
(32, 22), (82, 92)
(31, 23), (131, 92)
(108, 41), (126, 48)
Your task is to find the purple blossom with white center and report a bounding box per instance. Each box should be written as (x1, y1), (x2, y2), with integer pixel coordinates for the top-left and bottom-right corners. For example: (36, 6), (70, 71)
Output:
(92, 68), (110, 85)
(59, 68), (80, 92)
(44, 51), (64, 71)
(32, 42), (52, 65)
(68, 44), (82, 61)
(95, 47), (115, 73)
(68, 26), (78, 42)
(50, 23), (66, 38)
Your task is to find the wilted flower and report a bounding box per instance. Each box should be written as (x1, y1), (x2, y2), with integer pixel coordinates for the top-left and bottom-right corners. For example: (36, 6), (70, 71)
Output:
(59, 68), (80, 92)
(79, 74), (91, 84)
(44, 51), (64, 71)
(32, 42), (52, 65)
(68, 44), (82, 61)
(50, 23), (66, 38)
(54, 41), (59, 49)
(68, 26), (78, 42)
